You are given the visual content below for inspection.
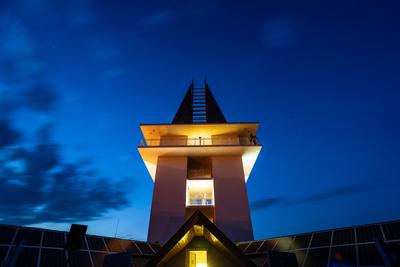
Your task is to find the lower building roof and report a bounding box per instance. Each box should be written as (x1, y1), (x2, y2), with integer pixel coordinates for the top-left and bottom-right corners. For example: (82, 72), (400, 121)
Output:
(0, 218), (399, 266)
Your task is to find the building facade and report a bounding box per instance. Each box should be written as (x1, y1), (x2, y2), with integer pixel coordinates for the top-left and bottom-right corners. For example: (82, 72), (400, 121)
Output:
(138, 82), (262, 243)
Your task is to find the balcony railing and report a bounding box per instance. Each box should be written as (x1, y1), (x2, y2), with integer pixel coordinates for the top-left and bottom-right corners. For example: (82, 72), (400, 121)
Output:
(139, 136), (259, 147)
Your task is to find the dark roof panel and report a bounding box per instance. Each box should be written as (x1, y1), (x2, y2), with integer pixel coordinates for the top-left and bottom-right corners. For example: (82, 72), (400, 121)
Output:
(330, 245), (357, 266)
(356, 225), (384, 243)
(358, 244), (385, 266)
(14, 228), (42, 246)
(382, 221), (400, 241)
(333, 228), (355, 245)
(304, 247), (329, 267)
(172, 82), (227, 124)
(42, 231), (65, 248)
(86, 236), (107, 251)
(310, 231), (332, 248)
(0, 226), (16, 245)
(40, 248), (66, 267)
(68, 250), (92, 267)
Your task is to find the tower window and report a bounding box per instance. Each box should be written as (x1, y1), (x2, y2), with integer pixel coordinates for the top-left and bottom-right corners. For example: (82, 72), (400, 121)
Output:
(187, 250), (207, 267)
(187, 157), (212, 179)
(186, 180), (214, 206)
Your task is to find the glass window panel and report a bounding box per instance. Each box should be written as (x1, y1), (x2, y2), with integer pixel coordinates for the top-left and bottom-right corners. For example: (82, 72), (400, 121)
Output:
(186, 180), (214, 206)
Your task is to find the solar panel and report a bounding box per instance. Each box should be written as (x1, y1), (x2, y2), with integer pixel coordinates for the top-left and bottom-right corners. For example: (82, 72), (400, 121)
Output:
(382, 221), (400, 241)
(358, 244), (384, 266)
(14, 228), (42, 246)
(245, 241), (263, 254)
(68, 250), (92, 267)
(42, 231), (65, 248)
(0, 226), (16, 245)
(356, 225), (384, 243)
(135, 241), (155, 255)
(310, 231), (332, 247)
(291, 249), (306, 266)
(291, 234), (311, 250)
(386, 241), (400, 262)
(0, 246), (9, 265)
(330, 245), (357, 266)
(248, 254), (267, 266)
(11, 247), (39, 267)
(237, 242), (250, 252)
(104, 238), (125, 252)
(119, 239), (141, 255)
(303, 247), (329, 267)
(91, 252), (108, 267)
(274, 237), (294, 251)
(149, 242), (162, 252)
(40, 248), (66, 267)
(86, 236), (107, 251)
(0, 219), (399, 267)
(333, 228), (355, 245)
(257, 239), (277, 252)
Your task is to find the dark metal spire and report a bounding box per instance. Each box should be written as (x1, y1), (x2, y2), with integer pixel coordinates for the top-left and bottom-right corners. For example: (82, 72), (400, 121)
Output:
(172, 80), (227, 124)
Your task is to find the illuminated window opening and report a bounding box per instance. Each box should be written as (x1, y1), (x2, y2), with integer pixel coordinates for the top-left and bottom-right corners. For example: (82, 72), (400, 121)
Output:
(187, 250), (207, 267)
(186, 180), (214, 206)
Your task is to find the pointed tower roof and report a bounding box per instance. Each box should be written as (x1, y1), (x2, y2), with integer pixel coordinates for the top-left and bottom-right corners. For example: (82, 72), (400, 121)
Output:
(172, 81), (227, 124)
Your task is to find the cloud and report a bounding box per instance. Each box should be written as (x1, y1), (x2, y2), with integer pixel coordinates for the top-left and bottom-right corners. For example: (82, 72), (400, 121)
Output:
(261, 18), (297, 48)
(301, 184), (367, 203)
(143, 10), (176, 26)
(250, 197), (284, 210)
(0, 120), (20, 148)
(251, 184), (368, 211)
(0, 17), (129, 225)
(24, 84), (57, 112)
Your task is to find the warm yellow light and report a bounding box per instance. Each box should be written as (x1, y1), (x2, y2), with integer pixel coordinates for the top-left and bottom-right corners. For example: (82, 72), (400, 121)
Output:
(187, 135), (212, 145)
(186, 180), (214, 206)
(188, 250), (207, 267)
(242, 149), (261, 182)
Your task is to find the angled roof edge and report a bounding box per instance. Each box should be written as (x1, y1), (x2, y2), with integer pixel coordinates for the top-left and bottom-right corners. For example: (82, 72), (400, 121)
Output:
(204, 81), (226, 123)
(172, 83), (193, 124)
(145, 210), (256, 267)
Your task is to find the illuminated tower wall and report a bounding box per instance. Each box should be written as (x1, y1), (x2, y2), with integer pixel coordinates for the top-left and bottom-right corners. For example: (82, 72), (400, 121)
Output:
(138, 82), (261, 243)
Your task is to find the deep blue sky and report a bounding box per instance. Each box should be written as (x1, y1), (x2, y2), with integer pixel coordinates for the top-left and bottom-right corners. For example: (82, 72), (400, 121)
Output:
(0, 0), (399, 241)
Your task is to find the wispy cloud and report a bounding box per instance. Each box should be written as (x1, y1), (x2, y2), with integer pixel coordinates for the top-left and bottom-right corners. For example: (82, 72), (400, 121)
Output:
(251, 184), (368, 211)
(260, 18), (297, 48)
(0, 18), (130, 225)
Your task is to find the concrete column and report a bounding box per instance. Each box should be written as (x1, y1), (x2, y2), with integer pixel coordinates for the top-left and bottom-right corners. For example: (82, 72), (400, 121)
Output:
(212, 156), (254, 242)
(147, 156), (187, 243)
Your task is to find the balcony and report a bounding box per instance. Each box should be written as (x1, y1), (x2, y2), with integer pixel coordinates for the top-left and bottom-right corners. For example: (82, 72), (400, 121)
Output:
(139, 136), (259, 147)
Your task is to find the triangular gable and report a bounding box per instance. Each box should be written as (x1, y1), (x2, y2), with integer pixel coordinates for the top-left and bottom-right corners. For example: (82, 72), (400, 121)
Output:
(145, 210), (256, 267)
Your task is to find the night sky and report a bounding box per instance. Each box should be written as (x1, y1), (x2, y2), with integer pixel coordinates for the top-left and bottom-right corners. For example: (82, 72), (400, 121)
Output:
(0, 0), (399, 241)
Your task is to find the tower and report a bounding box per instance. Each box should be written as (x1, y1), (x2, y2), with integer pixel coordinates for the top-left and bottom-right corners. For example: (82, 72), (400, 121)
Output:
(138, 81), (261, 243)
